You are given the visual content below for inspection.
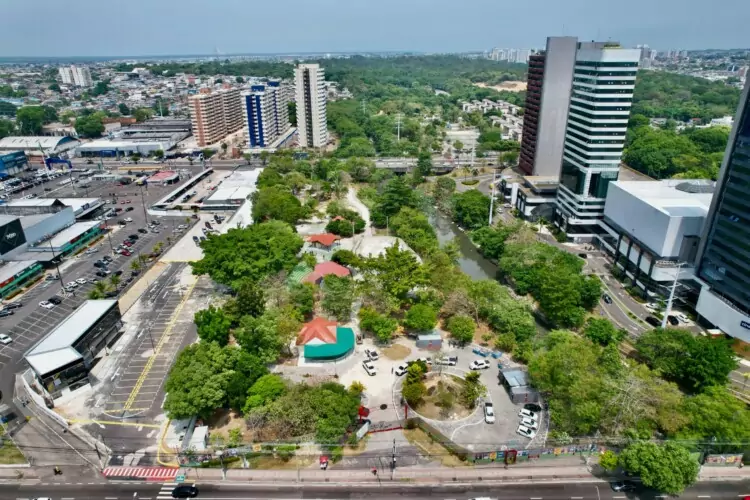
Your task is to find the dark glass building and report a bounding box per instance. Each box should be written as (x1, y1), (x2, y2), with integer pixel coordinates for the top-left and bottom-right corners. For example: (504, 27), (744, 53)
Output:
(695, 79), (750, 342)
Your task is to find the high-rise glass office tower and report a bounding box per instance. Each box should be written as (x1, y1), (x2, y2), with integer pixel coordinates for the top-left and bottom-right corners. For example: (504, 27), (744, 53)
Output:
(695, 79), (750, 342)
(554, 42), (640, 241)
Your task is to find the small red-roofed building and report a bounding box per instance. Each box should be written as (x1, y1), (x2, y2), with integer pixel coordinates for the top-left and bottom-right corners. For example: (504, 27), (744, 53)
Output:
(306, 233), (341, 249)
(295, 317), (356, 361)
(302, 261), (351, 284)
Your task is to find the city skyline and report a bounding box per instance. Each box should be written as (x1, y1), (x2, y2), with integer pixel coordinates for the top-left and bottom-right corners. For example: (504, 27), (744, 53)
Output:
(2, 0), (749, 58)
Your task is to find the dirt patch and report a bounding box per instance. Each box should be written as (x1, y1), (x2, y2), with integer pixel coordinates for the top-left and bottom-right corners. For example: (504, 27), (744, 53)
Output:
(474, 81), (527, 93)
(403, 428), (468, 467)
(247, 455), (316, 470)
(414, 374), (472, 421)
(205, 409), (246, 440)
(473, 321), (494, 346)
(342, 436), (369, 456)
(382, 344), (411, 360)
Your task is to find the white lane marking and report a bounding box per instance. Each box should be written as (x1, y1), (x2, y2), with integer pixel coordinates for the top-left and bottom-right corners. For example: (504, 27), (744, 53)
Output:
(572, 497), (584, 499)
(698, 496), (711, 498)
(531, 497), (544, 499)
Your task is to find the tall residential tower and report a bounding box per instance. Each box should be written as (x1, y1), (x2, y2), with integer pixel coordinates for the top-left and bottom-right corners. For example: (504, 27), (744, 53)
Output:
(554, 42), (640, 240)
(188, 87), (243, 147)
(519, 36), (578, 177)
(242, 81), (291, 148)
(295, 64), (328, 148)
(694, 79), (750, 343)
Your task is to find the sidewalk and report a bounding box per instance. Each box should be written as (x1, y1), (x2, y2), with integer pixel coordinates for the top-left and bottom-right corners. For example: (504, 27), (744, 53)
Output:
(177, 463), (750, 485)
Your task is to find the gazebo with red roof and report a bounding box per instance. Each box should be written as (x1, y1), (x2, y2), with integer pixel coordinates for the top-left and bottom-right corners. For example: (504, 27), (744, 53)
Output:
(303, 261), (351, 284)
(306, 233), (341, 249)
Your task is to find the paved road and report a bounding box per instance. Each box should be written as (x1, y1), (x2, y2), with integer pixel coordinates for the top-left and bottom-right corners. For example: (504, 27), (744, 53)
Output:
(1, 479), (748, 500)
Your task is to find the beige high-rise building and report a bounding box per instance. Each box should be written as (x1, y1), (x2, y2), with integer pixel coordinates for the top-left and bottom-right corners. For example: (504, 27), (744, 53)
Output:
(295, 64), (328, 148)
(188, 87), (243, 147)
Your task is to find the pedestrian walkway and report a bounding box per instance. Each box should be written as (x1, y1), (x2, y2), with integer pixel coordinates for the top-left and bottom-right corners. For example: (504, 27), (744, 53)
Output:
(157, 482), (177, 499)
(102, 466), (178, 480)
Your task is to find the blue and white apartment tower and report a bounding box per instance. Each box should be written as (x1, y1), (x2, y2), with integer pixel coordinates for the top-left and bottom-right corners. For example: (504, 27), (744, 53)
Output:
(242, 80), (290, 148)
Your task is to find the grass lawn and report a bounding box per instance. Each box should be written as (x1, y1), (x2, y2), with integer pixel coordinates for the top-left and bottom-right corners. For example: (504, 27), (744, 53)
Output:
(0, 428), (26, 465)
(403, 428), (468, 467)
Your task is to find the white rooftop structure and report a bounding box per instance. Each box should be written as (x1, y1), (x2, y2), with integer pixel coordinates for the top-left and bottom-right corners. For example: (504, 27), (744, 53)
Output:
(600, 180), (714, 281)
(206, 186), (254, 204)
(25, 300), (117, 376)
(0, 260), (39, 284)
(76, 138), (175, 156)
(0, 136), (80, 155)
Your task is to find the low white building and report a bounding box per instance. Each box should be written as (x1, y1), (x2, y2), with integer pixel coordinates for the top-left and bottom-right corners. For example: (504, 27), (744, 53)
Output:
(597, 179), (714, 296)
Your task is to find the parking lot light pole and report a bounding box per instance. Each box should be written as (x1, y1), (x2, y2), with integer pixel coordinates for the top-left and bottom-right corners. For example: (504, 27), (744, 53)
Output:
(48, 239), (71, 297)
(138, 184), (150, 225)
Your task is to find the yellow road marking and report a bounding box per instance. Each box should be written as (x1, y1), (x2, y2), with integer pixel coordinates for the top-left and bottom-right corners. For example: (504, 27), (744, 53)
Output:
(68, 419), (162, 428)
(157, 418), (179, 467)
(121, 279), (197, 413)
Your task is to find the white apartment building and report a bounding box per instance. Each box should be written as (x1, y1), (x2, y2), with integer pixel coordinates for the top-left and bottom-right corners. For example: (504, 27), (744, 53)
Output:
(188, 87), (243, 147)
(554, 42), (641, 241)
(58, 67), (74, 85)
(242, 81), (291, 148)
(295, 64), (328, 148)
(71, 66), (92, 87)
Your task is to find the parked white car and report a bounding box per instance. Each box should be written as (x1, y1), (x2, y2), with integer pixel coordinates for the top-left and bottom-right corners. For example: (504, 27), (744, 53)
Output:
(39, 301), (55, 309)
(76, 278), (87, 285)
(516, 425), (537, 439)
(469, 359), (490, 370)
(518, 408), (539, 421)
(364, 348), (379, 360)
(395, 364), (409, 376)
(362, 360), (377, 376)
(0, 333), (12, 344)
(65, 281), (78, 289)
(124, 217), (133, 222)
(520, 416), (538, 430)
(84, 248), (99, 255)
(435, 356), (458, 366)
(484, 402), (495, 424)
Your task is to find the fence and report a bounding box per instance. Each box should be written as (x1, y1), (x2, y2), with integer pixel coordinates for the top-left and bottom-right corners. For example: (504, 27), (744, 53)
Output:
(704, 454), (744, 466)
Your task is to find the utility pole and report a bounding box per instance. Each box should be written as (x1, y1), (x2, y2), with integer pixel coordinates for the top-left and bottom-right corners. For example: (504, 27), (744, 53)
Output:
(396, 113), (402, 142)
(138, 184), (150, 225)
(488, 167), (497, 226)
(49, 239), (70, 297)
(390, 438), (396, 479)
(661, 262), (685, 329)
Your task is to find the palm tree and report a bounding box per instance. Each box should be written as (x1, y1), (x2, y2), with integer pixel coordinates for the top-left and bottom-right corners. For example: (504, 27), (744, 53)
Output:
(88, 281), (108, 300)
(110, 274), (121, 289)
(131, 260), (142, 272)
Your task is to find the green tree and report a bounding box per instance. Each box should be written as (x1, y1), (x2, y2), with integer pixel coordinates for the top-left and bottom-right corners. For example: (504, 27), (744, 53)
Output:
(618, 442), (699, 495)
(636, 328), (738, 392)
(452, 190), (491, 230)
(16, 106), (46, 135)
(118, 103), (131, 115)
(287, 101), (296, 126)
(164, 342), (241, 420)
(677, 386), (750, 451)
(446, 314), (475, 343)
(402, 363), (427, 406)
(133, 108), (154, 122)
(243, 374), (287, 412)
(321, 275), (355, 321)
(433, 176), (456, 212)
(583, 318), (625, 346)
(75, 113), (105, 138)
(370, 176), (418, 227)
(461, 371), (487, 409)
(367, 243), (428, 303)
(194, 305), (233, 346)
(389, 207), (438, 255)
(599, 450), (619, 471)
(290, 283), (315, 317)
(235, 308), (298, 363)
(48, 83), (61, 93)
(251, 186), (305, 225)
(453, 140), (464, 152)
(416, 151), (432, 176)
(0, 119), (15, 138)
(192, 221), (303, 288)
(359, 307), (398, 343)
(403, 304), (438, 332)
(233, 279), (266, 317)
(225, 350), (267, 412)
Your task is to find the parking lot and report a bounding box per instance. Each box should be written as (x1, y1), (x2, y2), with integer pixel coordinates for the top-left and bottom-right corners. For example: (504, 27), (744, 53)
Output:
(0, 171), (200, 416)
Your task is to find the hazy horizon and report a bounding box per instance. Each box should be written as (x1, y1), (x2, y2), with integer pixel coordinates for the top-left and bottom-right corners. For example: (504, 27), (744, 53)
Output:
(2, 0), (749, 58)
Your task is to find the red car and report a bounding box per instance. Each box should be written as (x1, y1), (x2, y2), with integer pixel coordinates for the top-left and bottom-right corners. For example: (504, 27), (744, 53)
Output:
(123, 241), (133, 247)
(121, 250), (132, 256)
(125, 200), (132, 204)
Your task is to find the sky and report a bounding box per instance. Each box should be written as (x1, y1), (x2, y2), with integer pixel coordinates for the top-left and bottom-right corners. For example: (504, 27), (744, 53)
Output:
(2, 0), (748, 58)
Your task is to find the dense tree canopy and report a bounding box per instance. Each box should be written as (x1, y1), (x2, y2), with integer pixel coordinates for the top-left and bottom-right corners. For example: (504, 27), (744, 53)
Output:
(191, 221), (303, 288)
(251, 186), (305, 225)
(194, 305), (233, 346)
(452, 190), (491, 230)
(636, 328), (738, 392)
(618, 442), (699, 495)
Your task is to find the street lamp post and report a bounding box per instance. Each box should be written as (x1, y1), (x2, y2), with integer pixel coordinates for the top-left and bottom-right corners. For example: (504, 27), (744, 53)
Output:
(138, 184), (150, 225)
(48, 239), (71, 297)
(488, 167), (498, 226)
(660, 262), (685, 329)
